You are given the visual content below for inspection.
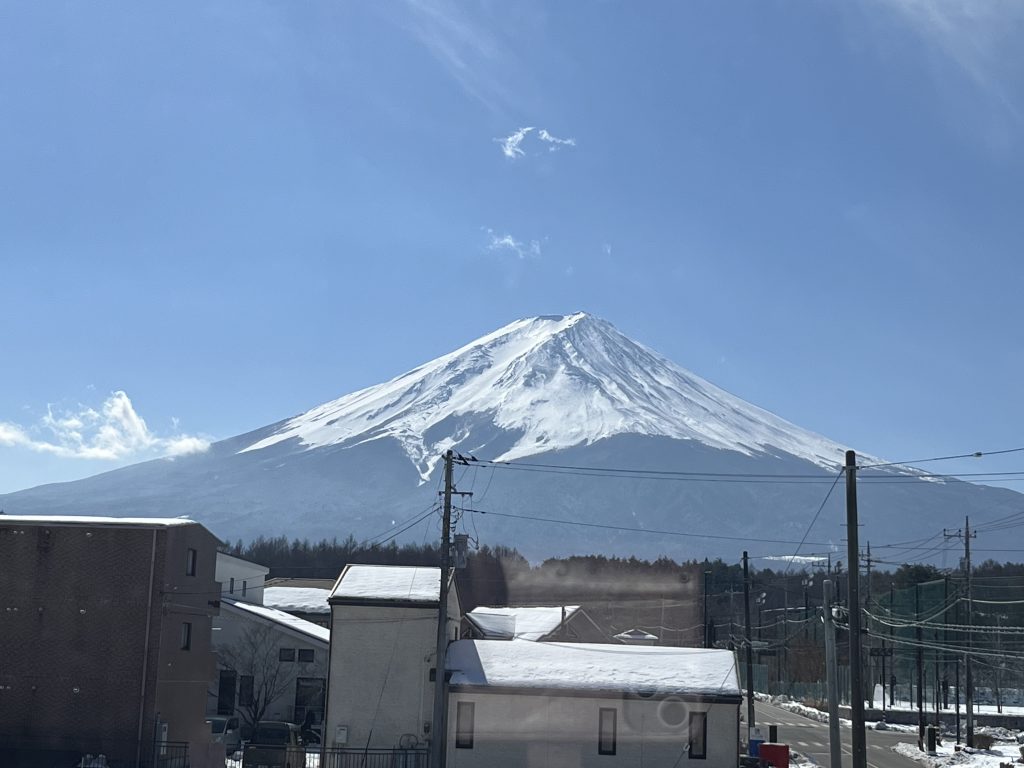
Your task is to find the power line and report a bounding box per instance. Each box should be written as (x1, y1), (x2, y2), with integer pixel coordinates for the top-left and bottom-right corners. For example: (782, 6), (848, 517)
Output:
(859, 446), (1024, 470)
(463, 507), (833, 546)
(782, 469), (844, 576)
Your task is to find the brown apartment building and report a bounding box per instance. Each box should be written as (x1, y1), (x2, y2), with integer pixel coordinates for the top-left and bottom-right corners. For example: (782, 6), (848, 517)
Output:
(0, 515), (222, 767)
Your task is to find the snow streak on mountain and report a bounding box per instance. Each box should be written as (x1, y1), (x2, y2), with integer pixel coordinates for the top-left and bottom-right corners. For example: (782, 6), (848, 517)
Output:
(241, 313), (853, 480)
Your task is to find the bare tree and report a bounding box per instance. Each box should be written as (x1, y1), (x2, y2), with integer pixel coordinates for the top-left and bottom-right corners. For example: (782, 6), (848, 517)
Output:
(218, 624), (300, 734)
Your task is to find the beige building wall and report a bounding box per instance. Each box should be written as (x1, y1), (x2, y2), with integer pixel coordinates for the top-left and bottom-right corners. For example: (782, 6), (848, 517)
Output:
(446, 691), (739, 768)
(324, 590), (460, 751)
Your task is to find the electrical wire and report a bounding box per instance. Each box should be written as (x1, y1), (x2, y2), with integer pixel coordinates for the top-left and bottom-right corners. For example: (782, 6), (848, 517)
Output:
(464, 507), (833, 546)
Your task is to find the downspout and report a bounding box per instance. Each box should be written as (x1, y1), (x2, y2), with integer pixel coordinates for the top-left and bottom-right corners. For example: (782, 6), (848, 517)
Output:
(136, 529), (159, 766)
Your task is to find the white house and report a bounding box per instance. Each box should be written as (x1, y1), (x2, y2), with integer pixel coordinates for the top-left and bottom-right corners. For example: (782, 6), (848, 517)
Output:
(211, 599), (329, 732)
(323, 564), (461, 752)
(445, 641), (741, 768)
(320, 563), (740, 768)
(463, 605), (608, 643)
(210, 554), (328, 736)
(215, 552), (270, 605)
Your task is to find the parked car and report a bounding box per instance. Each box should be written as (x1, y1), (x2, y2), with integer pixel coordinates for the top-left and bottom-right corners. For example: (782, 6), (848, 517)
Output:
(207, 716), (243, 755)
(241, 722), (305, 768)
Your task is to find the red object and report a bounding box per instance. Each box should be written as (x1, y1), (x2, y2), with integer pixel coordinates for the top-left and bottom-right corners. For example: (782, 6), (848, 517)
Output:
(758, 743), (790, 768)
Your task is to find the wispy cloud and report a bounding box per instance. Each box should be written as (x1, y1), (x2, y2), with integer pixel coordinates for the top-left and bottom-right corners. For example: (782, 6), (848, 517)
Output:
(0, 391), (211, 461)
(871, 0), (1024, 124)
(496, 126), (534, 159)
(495, 126), (576, 159)
(484, 228), (542, 259)
(397, 0), (522, 112)
(537, 129), (576, 151)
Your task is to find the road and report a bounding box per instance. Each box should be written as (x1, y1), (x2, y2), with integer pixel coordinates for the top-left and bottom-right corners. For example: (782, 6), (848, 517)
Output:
(753, 700), (924, 768)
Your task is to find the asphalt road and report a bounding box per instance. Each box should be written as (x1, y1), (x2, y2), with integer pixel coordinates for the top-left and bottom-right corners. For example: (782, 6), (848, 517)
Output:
(753, 700), (925, 768)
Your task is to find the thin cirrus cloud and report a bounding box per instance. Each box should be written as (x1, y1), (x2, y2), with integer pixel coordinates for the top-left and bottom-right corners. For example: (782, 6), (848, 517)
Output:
(495, 126), (576, 159)
(870, 0), (1023, 124)
(0, 391), (211, 461)
(484, 228), (542, 259)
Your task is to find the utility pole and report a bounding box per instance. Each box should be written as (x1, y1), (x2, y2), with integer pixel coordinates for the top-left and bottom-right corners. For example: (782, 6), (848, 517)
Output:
(944, 518), (976, 747)
(865, 542), (873, 708)
(430, 450), (454, 768)
(845, 450), (867, 768)
(916, 582), (924, 748)
(823, 580), (843, 768)
(743, 551), (755, 738)
(703, 564), (712, 648)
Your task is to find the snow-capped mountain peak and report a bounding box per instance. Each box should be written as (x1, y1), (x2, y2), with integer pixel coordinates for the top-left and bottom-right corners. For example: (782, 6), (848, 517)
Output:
(240, 313), (851, 479)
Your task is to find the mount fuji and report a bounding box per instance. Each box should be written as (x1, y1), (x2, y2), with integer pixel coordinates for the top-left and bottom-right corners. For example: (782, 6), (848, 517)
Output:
(2, 313), (1020, 561)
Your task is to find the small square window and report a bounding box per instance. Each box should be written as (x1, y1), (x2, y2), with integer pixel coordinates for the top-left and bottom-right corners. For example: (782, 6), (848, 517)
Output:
(598, 708), (616, 756)
(185, 548), (197, 577)
(455, 701), (474, 749)
(688, 712), (707, 759)
(180, 622), (192, 651)
(297, 648), (315, 663)
(279, 648), (296, 662)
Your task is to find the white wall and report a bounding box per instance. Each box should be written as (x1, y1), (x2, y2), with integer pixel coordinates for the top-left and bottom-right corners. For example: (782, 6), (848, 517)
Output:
(446, 692), (739, 768)
(211, 604), (328, 724)
(216, 553), (269, 605)
(325, 590), (461, 751)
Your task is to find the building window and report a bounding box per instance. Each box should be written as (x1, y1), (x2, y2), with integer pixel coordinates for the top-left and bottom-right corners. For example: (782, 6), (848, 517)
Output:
(229, 577), (235, 594)
(298, 648), (315, 664)
(295, 678), (326, 734)
(217, 670), (237, 715)
(185, 548), (197, 576)
(242, 580), (248, 596)
(598, 708), (616, 755)
(279, 648), (296, 662)
(239, 675), (254, 707)
(180, 622), (192, 651)
(455, 701), (475, 749)
(688, 711), (707, 759)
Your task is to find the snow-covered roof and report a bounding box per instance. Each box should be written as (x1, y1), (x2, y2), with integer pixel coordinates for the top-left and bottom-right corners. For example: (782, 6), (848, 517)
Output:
(264, 586), (331, 614)
(0, 514), (199, 528)
(222, 598), (330, 644)
(467, 606), (581, 641)
(447, 640), (740, 699)
(330, 564), (441, 604)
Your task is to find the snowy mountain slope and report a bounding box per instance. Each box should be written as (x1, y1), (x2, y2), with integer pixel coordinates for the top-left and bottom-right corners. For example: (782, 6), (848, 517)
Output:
(240, 313), (859, 479)
(1, 313), (1019, 561)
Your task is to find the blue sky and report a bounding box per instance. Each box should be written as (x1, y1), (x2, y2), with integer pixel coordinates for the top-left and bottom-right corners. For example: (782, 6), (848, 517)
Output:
(1, 0), (1022, 494)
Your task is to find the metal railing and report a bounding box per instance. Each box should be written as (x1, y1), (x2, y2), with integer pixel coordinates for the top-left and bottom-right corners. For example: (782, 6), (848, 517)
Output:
(318, 747), (429, 768)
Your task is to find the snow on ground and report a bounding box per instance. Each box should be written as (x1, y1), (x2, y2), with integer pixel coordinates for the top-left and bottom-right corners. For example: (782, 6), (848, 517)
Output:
(892, 739), (1024, 768)
(761, 695), (920, 733)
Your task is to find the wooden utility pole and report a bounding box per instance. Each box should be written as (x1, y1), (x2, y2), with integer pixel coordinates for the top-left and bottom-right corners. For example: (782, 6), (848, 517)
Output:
(430, 450), (454, 768)
(845, 450), (867, 768)
(743, 551), (755, 736)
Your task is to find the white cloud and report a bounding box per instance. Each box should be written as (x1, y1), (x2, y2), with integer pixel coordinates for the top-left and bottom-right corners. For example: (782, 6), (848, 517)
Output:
(0, 391), (211, 461)
(537, 128), (576, 151)
(495, 126), (534, 158)
(495, 126), (576, 159)
(484, 228), (542, 259)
